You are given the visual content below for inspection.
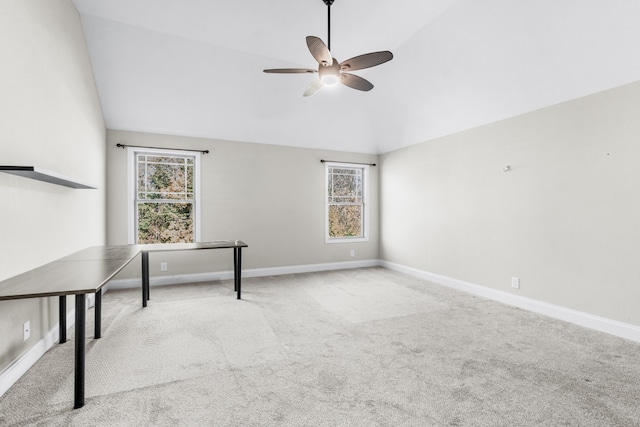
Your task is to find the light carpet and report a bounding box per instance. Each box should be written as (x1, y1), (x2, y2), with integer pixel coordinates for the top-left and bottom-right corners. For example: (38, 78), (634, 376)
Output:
(1, 267), (639, 426)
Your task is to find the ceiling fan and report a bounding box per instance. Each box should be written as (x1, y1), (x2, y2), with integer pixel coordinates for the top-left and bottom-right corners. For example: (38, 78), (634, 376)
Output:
(263, 0), (393, 97)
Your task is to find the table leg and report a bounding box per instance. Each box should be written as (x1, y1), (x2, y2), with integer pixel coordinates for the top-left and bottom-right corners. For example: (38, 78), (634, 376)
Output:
(142, 251), (149, 307)
(237, 247), (242, 300)
(59, 296), (66, 344)
(74, 294), (86, 409)
(94, 289), (102, 339)
(234, 248), (238, 292)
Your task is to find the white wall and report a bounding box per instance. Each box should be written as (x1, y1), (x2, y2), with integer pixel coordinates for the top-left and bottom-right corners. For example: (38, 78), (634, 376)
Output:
(0, 1), (106, 371)
(380, 80), (640, 328)
(106, 130), (379, 280)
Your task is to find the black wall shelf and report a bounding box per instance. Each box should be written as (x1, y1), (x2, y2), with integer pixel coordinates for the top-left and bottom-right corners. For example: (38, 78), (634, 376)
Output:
(0, 166), (96, 189)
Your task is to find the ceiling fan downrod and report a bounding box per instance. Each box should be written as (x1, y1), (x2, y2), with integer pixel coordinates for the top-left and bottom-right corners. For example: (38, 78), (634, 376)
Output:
(323, 0), (335, 51)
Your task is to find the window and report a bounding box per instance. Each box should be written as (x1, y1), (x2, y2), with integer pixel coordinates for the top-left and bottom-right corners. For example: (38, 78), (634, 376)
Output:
(325, 163), (369, 243)
(128, 148), (201, 244)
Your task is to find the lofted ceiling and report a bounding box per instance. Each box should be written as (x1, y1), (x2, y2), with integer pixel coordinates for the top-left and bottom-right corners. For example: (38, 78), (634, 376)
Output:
(72, 0), (640, 154)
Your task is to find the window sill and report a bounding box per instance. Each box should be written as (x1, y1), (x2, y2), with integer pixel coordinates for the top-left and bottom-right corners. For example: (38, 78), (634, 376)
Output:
(325, 237), (369, 244)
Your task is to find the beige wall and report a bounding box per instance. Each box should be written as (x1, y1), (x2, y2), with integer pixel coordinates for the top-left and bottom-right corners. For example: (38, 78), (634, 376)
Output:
(0, 1), (106, 371)
(106, 130), (379, 279)
(380, 81), (640, 327)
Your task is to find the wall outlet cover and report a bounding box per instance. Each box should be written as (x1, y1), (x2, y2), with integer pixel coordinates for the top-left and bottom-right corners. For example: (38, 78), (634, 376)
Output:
(23, 321), (31, 341)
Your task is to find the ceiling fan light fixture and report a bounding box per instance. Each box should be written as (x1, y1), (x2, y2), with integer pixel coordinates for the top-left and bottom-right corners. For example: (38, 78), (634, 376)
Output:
(321, 74), (339, 86)
(319, 58), (340, 86)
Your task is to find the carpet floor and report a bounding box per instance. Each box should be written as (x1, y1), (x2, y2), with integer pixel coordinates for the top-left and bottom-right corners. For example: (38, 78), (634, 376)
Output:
(1, 267), (639, 426)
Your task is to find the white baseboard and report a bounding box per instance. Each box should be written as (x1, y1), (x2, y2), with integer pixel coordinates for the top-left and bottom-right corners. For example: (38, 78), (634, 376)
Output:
(5, 259), (638, 399)
(245, 259), (380, 278)
(380, 260), (640, 343)
(105, 259), (380, 291)
(0, 310), (75, 397)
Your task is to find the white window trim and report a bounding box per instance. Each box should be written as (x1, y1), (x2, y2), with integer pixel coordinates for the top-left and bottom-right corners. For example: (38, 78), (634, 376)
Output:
(127, 147), (202, 244)
(324, 162), (370, 244)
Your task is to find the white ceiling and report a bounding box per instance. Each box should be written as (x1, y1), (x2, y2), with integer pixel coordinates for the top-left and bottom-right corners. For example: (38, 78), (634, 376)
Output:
(72, 0), (640, 154)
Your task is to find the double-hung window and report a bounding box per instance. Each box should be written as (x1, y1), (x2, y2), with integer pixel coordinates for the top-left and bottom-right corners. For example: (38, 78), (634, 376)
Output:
(325, 162), (369, 243)
(128, 147), (201, 244)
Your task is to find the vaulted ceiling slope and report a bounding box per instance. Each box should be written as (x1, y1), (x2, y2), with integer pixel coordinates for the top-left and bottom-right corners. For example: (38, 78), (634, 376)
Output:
(73, 0), (640, 154)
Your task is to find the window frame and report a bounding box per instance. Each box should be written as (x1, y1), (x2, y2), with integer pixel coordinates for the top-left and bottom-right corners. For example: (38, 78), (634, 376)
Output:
(127, 147), (201, 244)
(324, 162), (370, 244)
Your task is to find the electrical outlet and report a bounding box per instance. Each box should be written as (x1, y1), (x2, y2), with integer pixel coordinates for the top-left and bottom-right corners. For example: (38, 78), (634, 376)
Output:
(160, 262), (168, 272)
(350, 250), (355, 257)
(511, 277), (520, 289)
(23, 321), (30, 341)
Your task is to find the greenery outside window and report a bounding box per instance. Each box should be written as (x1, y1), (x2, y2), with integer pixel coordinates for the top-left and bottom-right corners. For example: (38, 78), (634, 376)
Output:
(325, 162), (369, 243)
(128, 147), (201, 244)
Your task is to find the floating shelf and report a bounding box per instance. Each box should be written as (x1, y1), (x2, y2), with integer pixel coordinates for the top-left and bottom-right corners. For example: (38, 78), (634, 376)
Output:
(0, 166), (97, 189)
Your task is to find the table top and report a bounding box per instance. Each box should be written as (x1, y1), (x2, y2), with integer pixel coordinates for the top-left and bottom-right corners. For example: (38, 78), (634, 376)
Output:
(0, 241), (247, 301)
(0, 246), (141, 300)
(142, 240), (248, 252)
(56, 245), (144, 262)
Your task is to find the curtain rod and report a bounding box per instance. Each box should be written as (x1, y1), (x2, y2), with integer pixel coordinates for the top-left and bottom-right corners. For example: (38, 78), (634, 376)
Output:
(116, 143), (209, 154)
(320, 159), (376, 167)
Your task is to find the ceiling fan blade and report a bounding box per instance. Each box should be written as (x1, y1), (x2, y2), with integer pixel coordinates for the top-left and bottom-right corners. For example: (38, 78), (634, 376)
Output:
(339, 73), (374, 92)
(303, 79), (324, 97)
(263, 68), (317, 74)
(340, 51), (393, 71)
(306, 36), (332, 67)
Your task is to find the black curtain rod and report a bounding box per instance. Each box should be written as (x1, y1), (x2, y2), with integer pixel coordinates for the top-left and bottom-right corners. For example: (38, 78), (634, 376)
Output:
(320, 159), (376, 167)
(116, 143), (209, 154)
